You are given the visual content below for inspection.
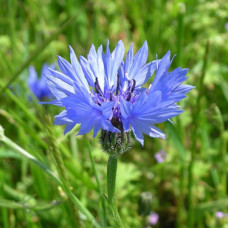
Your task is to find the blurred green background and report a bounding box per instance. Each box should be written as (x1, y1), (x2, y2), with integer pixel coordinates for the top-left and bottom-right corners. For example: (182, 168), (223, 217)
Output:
(0, 0), (228, 227)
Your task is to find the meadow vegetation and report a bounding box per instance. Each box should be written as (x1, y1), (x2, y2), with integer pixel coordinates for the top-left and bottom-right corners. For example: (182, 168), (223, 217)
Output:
(0, 0), (227, 227)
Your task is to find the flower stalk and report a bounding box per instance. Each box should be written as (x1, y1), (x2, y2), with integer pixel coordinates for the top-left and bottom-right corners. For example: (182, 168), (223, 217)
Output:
(107, 155), (124, 227)
(88, 141), (107, 227)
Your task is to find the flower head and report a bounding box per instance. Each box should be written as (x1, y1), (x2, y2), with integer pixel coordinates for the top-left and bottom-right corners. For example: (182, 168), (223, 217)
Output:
(28, 64), (54, 100)
(44, 40), (194, 146)
(225, 23), (228, 31)
(216, 211), (228, 219)
(148, 212), (159, 226)
(154, 150), (167, 163)
(216, 211), (224, 218)
(138, 192), (153, 216)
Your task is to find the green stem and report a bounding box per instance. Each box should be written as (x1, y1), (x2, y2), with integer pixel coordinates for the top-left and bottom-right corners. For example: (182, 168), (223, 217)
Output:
(221, 132), (227, 197)
(107, 155), (124, 228)
(212, 105), (227, 197)
(187, 41), (209, 228)
(177, 166), (185, 228)
(88, 141), (107, 227)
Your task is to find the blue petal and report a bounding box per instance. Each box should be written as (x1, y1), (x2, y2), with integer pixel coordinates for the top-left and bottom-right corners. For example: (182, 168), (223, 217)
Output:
(128, 41), (148, 79)
(131, 125), (144, 146)
(152, 51), (171, 86)
(28, 66), (37, 82)
(54, 110), (72, 125)
(40, 99), (62, 106)
(124, 43), (134, 75)
(122, 118), (130, 131)
(120, 42), (162, 88)
(86, 44), (105, 92)
(69, 46), (90, 91)
(28, 66), (38, 96)
(59, 81), (118, 136)
(119, 99), (133, 119)
(47, 68), (73, 85)
(41, 63), (55, 77)
(28, 65), (55, 100)
(46, 81), (68, 100)
(93, 123), (101, 138)
(131, 120), (165, 145)
(45, 74), (74, 96)
(61, 94), (93, 116)
(134, 60), (161, 87)
(104, 40), (112, 86)
(132, 91), (149, 111)
(100, 101), (115, 119)
(104, 40), (125, 89)
(97, 45), (105, 92)
(64, 122), (76, 135)
(80, 56), (95, 86)
(78, 116), (98, 136)
(57, 55), (75, 80)
(100, 119), (120, 134)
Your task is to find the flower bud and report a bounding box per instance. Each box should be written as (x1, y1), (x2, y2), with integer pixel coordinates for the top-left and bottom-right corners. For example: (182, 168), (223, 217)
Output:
(138, 192), (153, 216)
(100, 130), (131, 157)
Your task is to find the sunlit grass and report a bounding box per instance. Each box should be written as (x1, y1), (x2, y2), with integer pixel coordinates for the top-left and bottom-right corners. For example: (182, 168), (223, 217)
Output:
(0, 0), (227, 227)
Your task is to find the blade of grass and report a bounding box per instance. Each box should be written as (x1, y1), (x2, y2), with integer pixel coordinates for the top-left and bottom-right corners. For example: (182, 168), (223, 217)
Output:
(166, 121), (187, 227)
(0, 185), (9, 228)
(194, 199), (228, 220)
(0, 2), (89, 95)
(187, 41), (210, 228)
(211, 104), (227, 197)
(41, 110), (81, 226)
(0, 125), (101, 228)
(0, 199), (62, 211)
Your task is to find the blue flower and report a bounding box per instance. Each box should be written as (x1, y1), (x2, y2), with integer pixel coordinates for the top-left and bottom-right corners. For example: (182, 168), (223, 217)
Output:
(44, 40), (194, 145)
(28, 64), (54, 100)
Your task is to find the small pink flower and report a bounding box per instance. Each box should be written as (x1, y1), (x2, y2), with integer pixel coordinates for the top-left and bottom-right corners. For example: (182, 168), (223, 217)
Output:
(148, 212), (159, 226)
(154, 150), (167, 163)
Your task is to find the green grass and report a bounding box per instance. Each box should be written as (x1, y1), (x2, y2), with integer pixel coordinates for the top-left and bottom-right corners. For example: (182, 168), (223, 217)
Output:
(0, 0), (228, 227)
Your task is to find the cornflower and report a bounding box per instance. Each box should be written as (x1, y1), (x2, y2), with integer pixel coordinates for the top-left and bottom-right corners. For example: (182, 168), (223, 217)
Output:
(43, 40), (194, 227)
(43, 40), (194, 150)
(28, 64), (54, 100)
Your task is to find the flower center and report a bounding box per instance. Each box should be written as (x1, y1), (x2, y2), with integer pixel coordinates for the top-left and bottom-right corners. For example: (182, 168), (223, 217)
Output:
(125, 79), (136, 101)
(93, 76), (138, 128)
